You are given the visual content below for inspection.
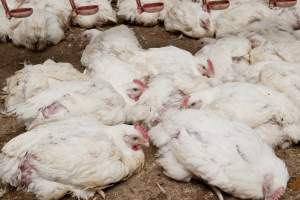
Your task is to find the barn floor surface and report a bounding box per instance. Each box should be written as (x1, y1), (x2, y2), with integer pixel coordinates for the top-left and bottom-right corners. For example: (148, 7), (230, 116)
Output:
(1, 25), (300, 200)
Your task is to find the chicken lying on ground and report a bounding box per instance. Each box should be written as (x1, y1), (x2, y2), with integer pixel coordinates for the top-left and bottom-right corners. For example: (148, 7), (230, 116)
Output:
(0, 116), (149, 200)
(0, 6), (10, 42)
(240, 61), (300, 109)
(3, 59), (85, 110)
(85, 54), (147, 105)
(150, 109), (289, 200)
(182, 82), (300, 148)
(128, 45), (209, 77)
(212, 0), (273, 37)
(131, 73), (210, 127)
(6, 79), (128, 129)
(162, 0), (215, 38)
(81, 25), (142, 67)
(194, 35), (252, 81)
(249, 39), (300, 64)
(117, 0), (163, 26)
(0, 0), (116, 50)
(1, 0), (70, 50)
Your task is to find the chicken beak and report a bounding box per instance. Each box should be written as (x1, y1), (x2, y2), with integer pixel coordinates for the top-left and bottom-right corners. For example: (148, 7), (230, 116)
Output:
(142, 141), (150, 147)
(181, 97), (189, 109)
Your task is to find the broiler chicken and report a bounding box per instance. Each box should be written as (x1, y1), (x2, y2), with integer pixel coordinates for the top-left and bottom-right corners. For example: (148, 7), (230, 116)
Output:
(85, 54), (146, 104)
(81, 25), (142, 67)
(0, 6), (11, 42)
(0, 116), (149, 200)
(183, 82), (300, 148)
(3, 59), (85, 110)
(162, 0), (215, 38)
(194, 35), (252, 81)
(7, 79), (127, 128)
(7, 0), (70, 50)
(131, 73), (210, 127)
(71, 0), (116, 28)
(129, 46), (206, 77)
(150, 109), (289, 200)
(117, 0), (163, 26)
(1, 0), (116, 49)
(241, 61), (300, 110)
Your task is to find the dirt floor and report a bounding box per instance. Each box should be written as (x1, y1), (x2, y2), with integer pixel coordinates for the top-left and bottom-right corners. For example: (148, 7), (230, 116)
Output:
(1, 25), (300, 200)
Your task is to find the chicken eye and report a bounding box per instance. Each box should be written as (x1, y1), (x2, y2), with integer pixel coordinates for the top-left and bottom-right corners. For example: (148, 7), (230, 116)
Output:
(132, 136), (139, 140)
(132, 88), (139, 92)
(190, 102), (196, 107)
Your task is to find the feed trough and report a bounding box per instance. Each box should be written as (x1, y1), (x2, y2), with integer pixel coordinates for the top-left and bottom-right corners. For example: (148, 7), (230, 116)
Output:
(68, 0), (99, 16)
(1, 0), (33, 19)
(136, 0), (164, 14)
(202, 0), (230, 12)
(269, 0), (297, 8)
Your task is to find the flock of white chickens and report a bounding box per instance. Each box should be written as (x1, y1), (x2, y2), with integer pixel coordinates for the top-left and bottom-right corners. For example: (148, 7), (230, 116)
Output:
(1, 0), (300, 200)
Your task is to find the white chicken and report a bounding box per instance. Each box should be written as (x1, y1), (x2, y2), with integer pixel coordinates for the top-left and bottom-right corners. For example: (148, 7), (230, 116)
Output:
(0, 7), (11, 42)
(71, 0), (117, 28)
(150, 109), (289, 200)
(241, 20), (297, 49)
(84, 54), (153, 123)
(81, 25), (142, 67)
(79, 28), (102, 47)
(85, 54), (146, 104)
(250, 39), (300, 64)
(183, 82), (300, 148)
(128, 46), (206, 76)
(162, 0), (215, 38)
(0, 116), (149, 200)
(7, 0), (70, 50)
(117, 0), (163, 26)
(3, 59), (85, 110)
(211, 1), (281, 37)
(242, 61), (300, 109)
(131, 73), (210, 126)
(7, 79), (127, 128)
(194, 35), (252, 81)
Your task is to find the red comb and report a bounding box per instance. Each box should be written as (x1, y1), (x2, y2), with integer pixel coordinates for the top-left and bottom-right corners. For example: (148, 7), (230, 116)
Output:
(181, 97), (190, 109)
(270, 187), (285, 200)
(207, 59), (215, 76)
(133, 79), (147, 89)
(134, 123), (149, 139)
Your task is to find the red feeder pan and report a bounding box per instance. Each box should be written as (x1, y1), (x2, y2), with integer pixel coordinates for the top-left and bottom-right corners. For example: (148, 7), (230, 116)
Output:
(136, 0), (164, 14)
(269, 0), (297, 8)
(68, 0), (99, 16)
(1, 0), (32, 19)
(202, 0), (230, 12)
(9, 8), (33, 18)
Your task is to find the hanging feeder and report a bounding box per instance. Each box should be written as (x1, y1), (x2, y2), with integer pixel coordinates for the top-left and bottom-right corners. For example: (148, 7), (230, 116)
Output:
(68, 0), (99, 16)
(1, 0), (32, 19)
(269, 0), (297, 8)
(136, 0), (164, 14)
(202, 0), (230, 12)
